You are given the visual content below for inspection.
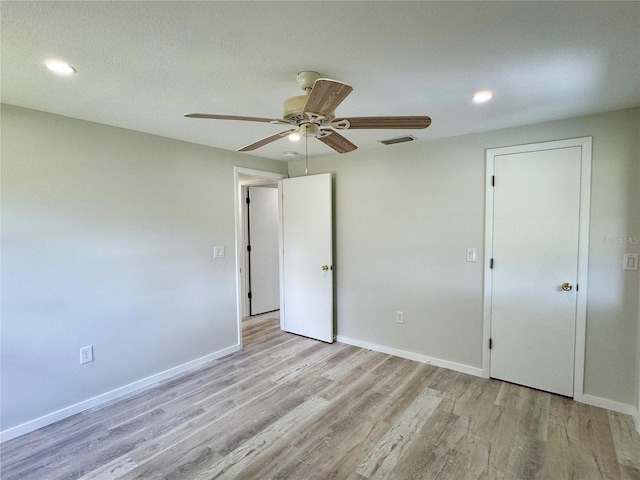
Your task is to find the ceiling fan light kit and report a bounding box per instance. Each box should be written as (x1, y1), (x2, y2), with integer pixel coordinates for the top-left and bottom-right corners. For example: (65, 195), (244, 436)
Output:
(288, 131), (301, 142)
(184, 70), (431, 154)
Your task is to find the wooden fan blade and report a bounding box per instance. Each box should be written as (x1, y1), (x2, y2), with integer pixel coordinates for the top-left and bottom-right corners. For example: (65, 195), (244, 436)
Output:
(185, 113), (292, 125)
(335, 116), (432, 129)
(238, 129), (296, 152)
(317, 130), (357, 154)
(303, 79), (353, 117)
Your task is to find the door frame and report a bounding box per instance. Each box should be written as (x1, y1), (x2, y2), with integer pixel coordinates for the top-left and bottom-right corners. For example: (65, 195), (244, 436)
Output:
(234, 167), (288, 348)
(482, 137), (592, 399)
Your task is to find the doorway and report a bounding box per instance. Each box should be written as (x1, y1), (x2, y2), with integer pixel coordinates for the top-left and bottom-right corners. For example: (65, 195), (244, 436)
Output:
(482, 137), (592, 397)
(234, 167), (287, 348)
(234, 168), (335, 348)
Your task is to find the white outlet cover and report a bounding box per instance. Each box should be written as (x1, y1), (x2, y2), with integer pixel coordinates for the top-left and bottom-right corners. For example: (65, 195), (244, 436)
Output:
(80, 345), (93, 364)
(214, 246), (225, 259)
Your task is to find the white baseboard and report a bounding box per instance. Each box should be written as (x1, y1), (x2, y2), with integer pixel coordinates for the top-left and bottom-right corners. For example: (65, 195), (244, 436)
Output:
(575, 393), (637, 417)
(336, 335), (483, 378)
(4, 339), (636, 442)
(0, 344), (241, 444)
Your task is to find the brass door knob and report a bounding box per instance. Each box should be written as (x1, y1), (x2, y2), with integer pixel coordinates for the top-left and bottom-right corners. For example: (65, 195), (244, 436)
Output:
(321, 265), (330, 271)
(561, 282), (573, 291)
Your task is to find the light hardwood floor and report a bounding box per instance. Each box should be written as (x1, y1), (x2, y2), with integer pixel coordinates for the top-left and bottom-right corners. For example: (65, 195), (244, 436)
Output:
(2, 311), (639, 479)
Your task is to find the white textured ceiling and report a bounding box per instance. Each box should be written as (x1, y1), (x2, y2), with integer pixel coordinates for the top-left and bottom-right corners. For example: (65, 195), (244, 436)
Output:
(2, 1), (639, 161)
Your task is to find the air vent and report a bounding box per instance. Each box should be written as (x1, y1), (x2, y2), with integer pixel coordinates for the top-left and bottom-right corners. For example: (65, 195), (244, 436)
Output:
(379, 135), (416, 146)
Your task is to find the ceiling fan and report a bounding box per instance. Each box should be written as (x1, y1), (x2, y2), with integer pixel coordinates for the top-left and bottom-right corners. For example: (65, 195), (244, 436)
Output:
(184, 71), (431, 154)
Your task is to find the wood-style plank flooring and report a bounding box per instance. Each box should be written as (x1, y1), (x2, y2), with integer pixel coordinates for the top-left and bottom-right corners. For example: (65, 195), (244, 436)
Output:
(2, 311), (639, 479)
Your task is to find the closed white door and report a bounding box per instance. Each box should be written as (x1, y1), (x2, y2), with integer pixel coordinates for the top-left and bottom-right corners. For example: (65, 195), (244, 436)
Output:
(247, 186), (280, 315)
(281, 173), (333, 343)
(490, 146), (582, 396)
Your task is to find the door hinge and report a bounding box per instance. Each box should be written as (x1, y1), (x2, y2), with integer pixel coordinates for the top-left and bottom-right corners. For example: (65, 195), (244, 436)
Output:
(248, 292), (252, 299)
(491, 175), (495, 187)
(576, 284), (579, 291)
(246, 196), (251, 204)
(247, 245), (251, 252)
(490, 258), (494, 269)
(489, 338), (493, 349)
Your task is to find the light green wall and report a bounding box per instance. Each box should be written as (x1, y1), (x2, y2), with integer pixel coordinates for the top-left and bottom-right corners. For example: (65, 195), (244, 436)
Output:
(2, 103), (637, 434)
(289, 107), (640, 407)
(0, 104), (287, 432)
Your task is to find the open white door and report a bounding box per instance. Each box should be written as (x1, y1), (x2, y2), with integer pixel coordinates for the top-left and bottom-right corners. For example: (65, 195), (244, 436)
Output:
(280, 173), (333, 343)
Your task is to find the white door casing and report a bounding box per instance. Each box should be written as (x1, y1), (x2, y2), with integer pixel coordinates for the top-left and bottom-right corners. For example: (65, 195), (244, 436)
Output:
(280, 173), (334, 343)
(483, 138), (591, 398)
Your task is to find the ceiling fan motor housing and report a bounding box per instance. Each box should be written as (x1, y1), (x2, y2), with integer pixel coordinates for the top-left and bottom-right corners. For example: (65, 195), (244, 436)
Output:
(283, 95), (309, 123)
(300, 123), (320, 137)
(283, 95), (335, 125)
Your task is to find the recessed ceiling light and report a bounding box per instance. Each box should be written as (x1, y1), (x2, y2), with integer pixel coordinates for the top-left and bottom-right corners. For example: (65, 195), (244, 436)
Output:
(472, 91), (493, 104)
(45, 60), (75, 75)
(284, 151), (298, 158)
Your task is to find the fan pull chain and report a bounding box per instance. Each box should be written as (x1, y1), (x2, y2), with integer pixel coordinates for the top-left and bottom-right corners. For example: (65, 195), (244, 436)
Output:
(304, 125), (309, 175)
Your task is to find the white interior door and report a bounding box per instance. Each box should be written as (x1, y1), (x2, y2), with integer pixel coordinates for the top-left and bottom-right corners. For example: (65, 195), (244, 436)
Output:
(490, 146), (582, 397)
(280, 173), (333, 343)
(247, 186), (280, 315)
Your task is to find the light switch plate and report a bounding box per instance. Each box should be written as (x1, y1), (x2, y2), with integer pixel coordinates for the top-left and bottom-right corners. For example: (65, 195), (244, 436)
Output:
(623, 253), (638, 271)
(466, 248), (477, 262)
(214, 246), (225, 259)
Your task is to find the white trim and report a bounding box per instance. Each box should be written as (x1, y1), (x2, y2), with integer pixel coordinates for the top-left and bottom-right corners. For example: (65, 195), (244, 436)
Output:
(637, 272), (640, 434)
(233, 167), (287, 344)
(235, 167), (288, 182)
(241, 185), (250, 317)
(482, 161), (494, 377)
(278, 181), (285, 331)
(337, 335), (483, 378)
(483, 137), (592, 397)
(574, 137), (592, 398)
(0, 344), (240, 443)
(576, 393), (637, 417)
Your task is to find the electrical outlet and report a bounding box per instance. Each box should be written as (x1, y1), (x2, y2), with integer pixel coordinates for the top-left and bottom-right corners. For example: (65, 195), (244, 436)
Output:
(80, 345), (93, 364)
(396, 311), (404, 324)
